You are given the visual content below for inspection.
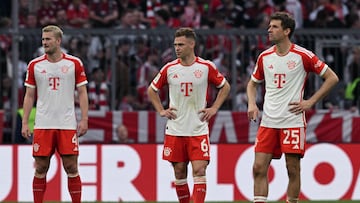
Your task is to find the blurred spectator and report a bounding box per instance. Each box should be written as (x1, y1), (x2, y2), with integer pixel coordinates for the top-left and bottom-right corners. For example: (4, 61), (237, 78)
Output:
(215, 0), (247, 28)
(1, 75), (11, 111)
(24, 12), (39, 28)
(154, 8), (171, 29)
(346, 0), (360, 18)
(133, 36), (150, 64)
(180, 0), (201, 28)
(88, 68), (110, 111)
(6, 49), (27, 88)
(114, 9), (143, 54)
(67, 0), (91, 28)
(19, 0), (31, 28)
(89, 0), (119, 27)
(213, 53), (231, 78)
(0, 17), (12, 54)
(285, 0), (304, 28)
(118, 94), (136, 111)
(67, 36), (89, 71)
(1, 75), (12, 143)
(56, 9), (71, 28)
(246, 12), (271, 62)
(331, 0), (349, 24)
(87, 35), (106, 72)
(344, 46), (360, 111)
(114, 38), (133, 108)
(136, 50), (159, 110)
(235, 73), (249, 111)
(19, 12), (41, 63)
(312, 4), (345, 28)
(204, 13), (232, 58)
(133, 9), (149, 29)
(308, 0), (328, 22)
(161, 2), (183, 28)
(118, 0), (139, 17)
(272, 0), (289, 12)
(113, 124), (134, 143)
(144, 0), (163, 28)
(345, 12), (360, 30)
(244, 0), (274, 28)
(53, 0), (70, 11)
(37, 0), (57, 26)
(341, 13), (360, 75)
(116, 8), (133, 29)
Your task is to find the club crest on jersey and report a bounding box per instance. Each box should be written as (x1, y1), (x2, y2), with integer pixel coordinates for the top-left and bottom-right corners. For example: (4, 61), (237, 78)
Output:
(163, 147), (172, 157)
(194, 70), (203, 78)
(287, 60), (296, 70)
(61, 66), (69, 73)
(33, 143), (40, 152)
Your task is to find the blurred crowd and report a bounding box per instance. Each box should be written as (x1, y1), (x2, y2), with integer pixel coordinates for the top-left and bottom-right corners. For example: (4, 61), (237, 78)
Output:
(1, 0), (359, 30)
(1, 0), (360, 114)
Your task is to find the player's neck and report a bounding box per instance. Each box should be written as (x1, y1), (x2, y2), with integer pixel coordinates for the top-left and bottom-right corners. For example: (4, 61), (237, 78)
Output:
(180, 54), (196, 66)
(275, 40), (292, 56)
(47, 51), (63, 62)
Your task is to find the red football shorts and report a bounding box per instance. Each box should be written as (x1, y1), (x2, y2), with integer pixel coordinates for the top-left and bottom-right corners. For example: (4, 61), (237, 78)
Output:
(32, 129), (79, 156)
(162, 134), (210, 162)
(254, 126), (306, 159)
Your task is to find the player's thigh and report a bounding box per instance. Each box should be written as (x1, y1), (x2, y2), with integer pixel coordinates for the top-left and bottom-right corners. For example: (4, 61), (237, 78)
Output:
(163, 135), (188, 162)
(280, 127), (306, 157)
(57, 130), (79, 155)
(33, 129), (56, 156)
(187, 135), (210, 161)
(255, 127), (281, 157)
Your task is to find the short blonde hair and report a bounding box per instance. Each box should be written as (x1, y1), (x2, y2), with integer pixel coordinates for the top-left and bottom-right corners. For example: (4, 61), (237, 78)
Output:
(42, 25), (63, 39)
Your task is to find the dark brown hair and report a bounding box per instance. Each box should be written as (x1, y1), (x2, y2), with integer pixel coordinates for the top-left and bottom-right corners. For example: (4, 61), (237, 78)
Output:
(270, 12), (296, 38)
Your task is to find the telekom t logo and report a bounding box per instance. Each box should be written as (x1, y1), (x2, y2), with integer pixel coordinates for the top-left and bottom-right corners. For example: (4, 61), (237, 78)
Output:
(180, 82), (193, 96)
(49, 77), (60, 90)
(274, 73), (286, 88)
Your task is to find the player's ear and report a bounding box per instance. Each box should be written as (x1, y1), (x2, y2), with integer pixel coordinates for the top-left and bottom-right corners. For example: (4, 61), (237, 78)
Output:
(284, 28), (291, 36)
(190, 39), (196, 48)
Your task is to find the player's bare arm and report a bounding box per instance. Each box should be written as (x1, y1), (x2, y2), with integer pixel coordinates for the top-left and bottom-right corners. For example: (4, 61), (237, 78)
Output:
(199, 81), (230, 122)
(246, 80), (259, 121)
(77, 85), (88, 136)
(289, 67), (339, 115)
(21, 87), (36, 139)
(147, 85), (177, 120)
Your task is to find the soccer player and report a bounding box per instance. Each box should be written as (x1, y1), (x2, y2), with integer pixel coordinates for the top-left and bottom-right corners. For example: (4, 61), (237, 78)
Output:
(147, 27), (230, 203)
(21, 25), (88, 203)
(247, 12), (339, 203)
